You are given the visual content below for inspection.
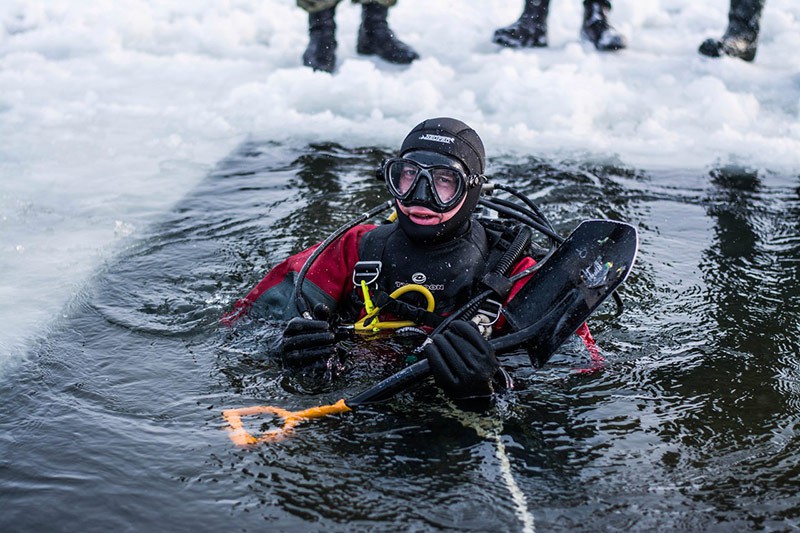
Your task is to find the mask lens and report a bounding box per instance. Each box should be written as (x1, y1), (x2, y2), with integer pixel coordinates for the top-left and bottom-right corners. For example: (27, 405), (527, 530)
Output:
(430, 168), (461, 203)
(387, 161), (422, 197)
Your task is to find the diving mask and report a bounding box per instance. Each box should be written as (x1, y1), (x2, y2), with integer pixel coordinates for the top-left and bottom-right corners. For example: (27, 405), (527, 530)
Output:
(383, 151), (480, 213)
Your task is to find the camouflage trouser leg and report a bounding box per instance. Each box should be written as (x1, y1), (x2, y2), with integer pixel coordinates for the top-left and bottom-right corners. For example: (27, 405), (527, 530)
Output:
(297, 0), (397, 14)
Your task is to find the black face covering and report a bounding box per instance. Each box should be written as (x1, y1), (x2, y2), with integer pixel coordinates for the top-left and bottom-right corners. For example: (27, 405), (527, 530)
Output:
(395, 193), (481, 245)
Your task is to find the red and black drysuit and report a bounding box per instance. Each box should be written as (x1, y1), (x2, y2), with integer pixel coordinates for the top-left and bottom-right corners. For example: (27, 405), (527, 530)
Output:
(223, 220), (598, 363)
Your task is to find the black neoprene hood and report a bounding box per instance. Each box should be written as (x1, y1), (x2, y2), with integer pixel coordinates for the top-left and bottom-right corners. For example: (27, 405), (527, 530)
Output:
(400, 117), (485, 176)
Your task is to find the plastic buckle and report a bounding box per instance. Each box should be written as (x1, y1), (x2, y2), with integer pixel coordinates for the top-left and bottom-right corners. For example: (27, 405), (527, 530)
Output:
(352, 261), (382, 287)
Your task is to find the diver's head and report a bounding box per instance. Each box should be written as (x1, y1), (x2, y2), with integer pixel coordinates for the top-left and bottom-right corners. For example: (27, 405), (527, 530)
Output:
(382, 117), (486, 244)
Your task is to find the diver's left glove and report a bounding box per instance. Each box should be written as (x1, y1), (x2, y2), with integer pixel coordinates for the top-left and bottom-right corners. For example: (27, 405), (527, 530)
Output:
(281, 304), (337, 368)
(424, 320), (500, 406)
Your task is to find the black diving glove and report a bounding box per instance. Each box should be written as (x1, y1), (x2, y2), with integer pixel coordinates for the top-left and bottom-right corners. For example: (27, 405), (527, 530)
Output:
(424, 320), (500, 404)
(281, 305), (337, 368)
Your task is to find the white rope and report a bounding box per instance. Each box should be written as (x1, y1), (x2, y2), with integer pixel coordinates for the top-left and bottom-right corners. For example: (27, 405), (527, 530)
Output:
(491, 431), (535, 533)
(450, 409), (536, 533)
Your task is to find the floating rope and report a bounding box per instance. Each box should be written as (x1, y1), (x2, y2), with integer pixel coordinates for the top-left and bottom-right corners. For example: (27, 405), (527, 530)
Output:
(448, 408), (535, 533)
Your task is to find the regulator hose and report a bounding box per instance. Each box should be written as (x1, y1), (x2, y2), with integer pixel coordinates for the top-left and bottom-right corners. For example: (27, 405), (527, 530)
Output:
(434, 225), (533, 333)
(294, 200), (394, 318)
(479, 197), (564, 246)
(494, 183), (557, 235)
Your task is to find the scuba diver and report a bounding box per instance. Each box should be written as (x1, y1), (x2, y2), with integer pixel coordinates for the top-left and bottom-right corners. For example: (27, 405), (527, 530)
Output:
(223, 117), (596, 409)
(493, 0), (627, 52)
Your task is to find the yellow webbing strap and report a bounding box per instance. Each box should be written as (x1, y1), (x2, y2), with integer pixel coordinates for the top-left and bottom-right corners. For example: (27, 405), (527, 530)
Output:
(360, 280), (376, 315)
(353, 283), (436, 333)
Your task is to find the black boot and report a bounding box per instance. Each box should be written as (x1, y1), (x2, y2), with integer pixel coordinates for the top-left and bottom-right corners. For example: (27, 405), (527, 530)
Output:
(581, 0), (627, 51)
(698, 0), (765, 62)
(492, 0), (550, 48)
(303, 7), (337, 73)
(356, 4), (419, 64)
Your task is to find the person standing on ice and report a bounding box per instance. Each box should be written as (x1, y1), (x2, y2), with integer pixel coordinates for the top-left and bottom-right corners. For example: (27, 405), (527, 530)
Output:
(698, 0), (765, 62)
(298, 0), (418, 73)
(493, 0), (627, 51)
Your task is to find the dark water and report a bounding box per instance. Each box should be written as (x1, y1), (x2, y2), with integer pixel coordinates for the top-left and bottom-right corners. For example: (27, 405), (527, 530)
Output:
(1, 141), (799, 532)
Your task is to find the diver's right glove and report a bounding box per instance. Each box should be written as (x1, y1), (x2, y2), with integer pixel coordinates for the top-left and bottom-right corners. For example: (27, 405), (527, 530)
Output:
(424, 320), (500, 404)
(281, 305), (337, 368)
